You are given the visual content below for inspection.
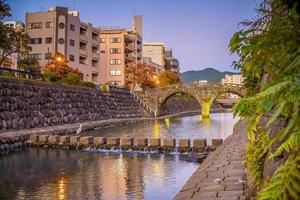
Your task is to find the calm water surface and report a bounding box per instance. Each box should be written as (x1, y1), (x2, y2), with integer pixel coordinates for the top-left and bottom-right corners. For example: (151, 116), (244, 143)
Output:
(0, 113), (238, 200)
(85, 112), (239, 145)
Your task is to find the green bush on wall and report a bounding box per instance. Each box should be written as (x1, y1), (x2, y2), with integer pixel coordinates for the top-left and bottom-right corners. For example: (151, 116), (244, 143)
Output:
(44, 71), (59, 82)
(61, 72), (81, 85)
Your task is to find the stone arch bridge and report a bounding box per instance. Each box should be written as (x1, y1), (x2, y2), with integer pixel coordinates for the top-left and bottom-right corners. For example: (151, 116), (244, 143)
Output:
(136, 83), (245, 118)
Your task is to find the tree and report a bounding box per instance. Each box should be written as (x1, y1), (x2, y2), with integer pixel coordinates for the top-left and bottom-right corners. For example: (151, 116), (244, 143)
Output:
(230, 0), (300, 199)
(43, 52), (80, 79)
(0, 0), (31, 67)
(126, 62), (157, 91)
(0, 0), (10, 21)
(18, 57), (40, 73)
(157, 70), (180, 87)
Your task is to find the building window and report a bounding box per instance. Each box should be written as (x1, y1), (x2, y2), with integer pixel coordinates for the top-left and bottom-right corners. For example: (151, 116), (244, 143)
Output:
(45, 53), (52, 59)
(59, 22), (65, 29)
(148, 50), (155, 54)
(100, 38), (105, 43)
(45, 37), (52, 44)
(46, 22), (53, 28)
(109, 70), (121, 76)
(70, 39), (75, 46)
(110, 59), (121, 65)
(58, 38), (65, 44)
(100, 50), (105, 53)
(70, 24), (75, 31)
(110, 37), (121, 43)
(110, 48), (121, 54)
(29, 53), (42, 60)
(29, 38), (42, 44)
(28, 22), (42, 29)
(69, 54), (75, 61)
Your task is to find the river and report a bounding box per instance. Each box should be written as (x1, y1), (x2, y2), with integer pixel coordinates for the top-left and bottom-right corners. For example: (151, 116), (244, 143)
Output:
(0, 113), (238, 200)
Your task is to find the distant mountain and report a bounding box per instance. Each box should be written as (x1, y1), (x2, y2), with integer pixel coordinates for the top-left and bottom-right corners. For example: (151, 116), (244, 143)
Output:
(181, 68), (238, 83)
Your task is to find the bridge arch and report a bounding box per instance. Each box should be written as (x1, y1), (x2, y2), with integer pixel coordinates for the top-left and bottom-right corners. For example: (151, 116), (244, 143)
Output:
(158, 88), (202, 115)
(201, 86), (245, 118)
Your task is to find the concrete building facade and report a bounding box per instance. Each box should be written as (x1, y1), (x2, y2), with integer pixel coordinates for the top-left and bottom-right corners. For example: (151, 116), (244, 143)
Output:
(221, 74), (244, 85)
(143, 42), (165, 67)
(25, 7), (100, 83)
(99, 16), (143, 86)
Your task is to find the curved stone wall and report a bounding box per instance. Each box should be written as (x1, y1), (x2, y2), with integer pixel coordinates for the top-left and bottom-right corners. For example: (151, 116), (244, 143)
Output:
(0, 78), (145, 131)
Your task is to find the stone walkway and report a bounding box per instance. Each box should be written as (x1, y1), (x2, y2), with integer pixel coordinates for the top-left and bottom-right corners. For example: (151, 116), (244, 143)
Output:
(173, 120), (248, 200)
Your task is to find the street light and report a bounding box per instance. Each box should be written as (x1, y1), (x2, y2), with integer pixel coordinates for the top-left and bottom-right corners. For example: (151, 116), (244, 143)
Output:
(56, 56), (62, 62)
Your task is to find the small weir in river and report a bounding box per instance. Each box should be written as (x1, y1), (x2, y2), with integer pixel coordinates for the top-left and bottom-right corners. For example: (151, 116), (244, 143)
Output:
(0, 113), (238, 200)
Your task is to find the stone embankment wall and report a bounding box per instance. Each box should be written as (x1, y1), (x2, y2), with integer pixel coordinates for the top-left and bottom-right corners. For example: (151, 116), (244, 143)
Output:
(160, 96), (223, 115)
(0, 78), (146, 131)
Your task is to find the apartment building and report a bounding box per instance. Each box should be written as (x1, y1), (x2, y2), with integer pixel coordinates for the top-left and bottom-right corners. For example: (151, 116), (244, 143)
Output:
(164, 48), (180, 77)
(221, 74), (244, 85)
(143, 57), (164, 74)
(143, 42), (165, 67)
(2, 21), (25, 69)
(25, 7), (100, 83)
(99, 16), (143, 86)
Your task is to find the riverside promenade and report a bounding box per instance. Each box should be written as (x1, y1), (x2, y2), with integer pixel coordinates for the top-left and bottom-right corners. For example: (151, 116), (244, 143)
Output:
(174, 119), (248, 200)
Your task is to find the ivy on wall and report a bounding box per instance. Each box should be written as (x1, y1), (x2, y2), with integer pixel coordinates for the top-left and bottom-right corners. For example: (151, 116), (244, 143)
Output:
(230, 0), (300, 199)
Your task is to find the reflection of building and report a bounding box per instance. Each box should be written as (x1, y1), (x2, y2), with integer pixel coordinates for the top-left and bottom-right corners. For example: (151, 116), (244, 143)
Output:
(99, 16), (143, 86)
(26, 7), (100, 83)
(2, 21), (25, 69)
(221, 74), (244, 85)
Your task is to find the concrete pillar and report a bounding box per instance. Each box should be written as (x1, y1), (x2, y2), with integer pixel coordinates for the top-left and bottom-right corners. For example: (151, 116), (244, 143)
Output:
(60, 136), (70, 144)
(179, 139), (190, 148)
(80, 136), (94, 147)
(149, 138), (161, 147)
(135, 138), (148, 147)
(93, 137), (106, 148)
(212, 139), (223, 147)
(201, 99), (212, 118)
(49, 135), (60, 145)
(193, 139), (207, 149)
(107, 137), (120, 146)
(70, 136), (80, 146)
(29, 134), (39, 144)
(162, 139), (176, 148)
(39, 135), (49, 144)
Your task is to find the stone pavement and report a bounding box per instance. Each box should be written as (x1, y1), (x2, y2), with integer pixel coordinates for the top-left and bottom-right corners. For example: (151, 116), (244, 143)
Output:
(173, 120), (248, 200)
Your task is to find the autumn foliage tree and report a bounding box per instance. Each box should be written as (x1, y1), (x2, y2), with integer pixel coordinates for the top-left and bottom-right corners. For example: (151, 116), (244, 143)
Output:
(126, 62), (157, 91)
(43, 52), (80, 79)
(0, 0), (31, 67)
(157, 70), (180, 87)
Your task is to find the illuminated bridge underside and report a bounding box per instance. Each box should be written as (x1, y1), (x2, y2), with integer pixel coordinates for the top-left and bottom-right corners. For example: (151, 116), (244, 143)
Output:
(138, 83), (245, 118)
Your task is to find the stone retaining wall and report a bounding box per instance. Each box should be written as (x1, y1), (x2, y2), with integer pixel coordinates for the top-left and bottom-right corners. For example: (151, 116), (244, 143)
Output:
(0, 78), (146, 131)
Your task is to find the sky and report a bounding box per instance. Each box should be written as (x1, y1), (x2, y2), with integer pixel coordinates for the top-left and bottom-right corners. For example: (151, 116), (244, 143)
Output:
(7, 0), (259, 72)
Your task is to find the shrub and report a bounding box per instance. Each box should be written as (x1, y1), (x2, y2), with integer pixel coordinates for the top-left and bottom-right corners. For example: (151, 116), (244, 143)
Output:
(81, 81), (96, 88)
(61, 72), (80, 85)
(44, 71), (59, 82)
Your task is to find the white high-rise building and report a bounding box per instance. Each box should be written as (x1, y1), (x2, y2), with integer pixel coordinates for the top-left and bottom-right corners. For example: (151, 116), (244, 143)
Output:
(221, 74), (244, 85)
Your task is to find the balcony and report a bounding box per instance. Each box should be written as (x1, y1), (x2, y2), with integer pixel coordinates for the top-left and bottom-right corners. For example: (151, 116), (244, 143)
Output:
(125, 54), (135, 62)
(125, 43), (134, 52)
(80, 49), (87, 57)
(80, 34), (87, 42)
(92, 67), (99, 74)
(92, 39), (99, 46)
(92, 52), (99, 60)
